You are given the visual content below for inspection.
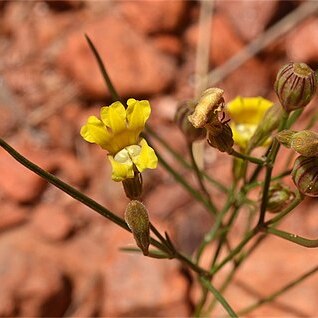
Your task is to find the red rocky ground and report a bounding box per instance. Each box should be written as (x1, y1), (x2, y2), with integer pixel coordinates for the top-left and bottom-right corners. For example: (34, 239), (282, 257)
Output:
(1, 0), (318, 316)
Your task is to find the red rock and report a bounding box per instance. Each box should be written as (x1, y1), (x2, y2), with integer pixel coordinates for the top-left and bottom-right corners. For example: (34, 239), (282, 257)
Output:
(152, 35), (183, 58)
(0, 245), (71, 317)
(217, 0), (279, 41)
(286, 18), (318, 62)
(0, 201), (29, 232)
(100, 224), (189, 316)
(117, 0), (188, 34)
(0, 143), (53, 203)
(53, 152), (88, 186)
(32, 203), (74, 241)
(144, 182), (191, 218)
(58, 13), (176, 99)
(185, 13), (244, 66)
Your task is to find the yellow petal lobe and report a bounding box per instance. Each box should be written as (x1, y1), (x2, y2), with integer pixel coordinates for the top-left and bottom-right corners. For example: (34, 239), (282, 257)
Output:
(132, 139), (158, 173)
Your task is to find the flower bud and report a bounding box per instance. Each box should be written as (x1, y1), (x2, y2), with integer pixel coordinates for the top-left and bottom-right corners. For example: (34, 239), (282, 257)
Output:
(275, 129), (296, 148)
(175, 101), (206, 143)
(188, 88), (224, 128)
(207, 123), (234, 153)
(290, 130), (318, 157)
(292, 156), (318, 197)
(122, 172), (143, 200)
(247, 103), (285, 152)
(274, 62), (317, 112)
(267, 183), (295, 213)
(125, 200), (150, 255)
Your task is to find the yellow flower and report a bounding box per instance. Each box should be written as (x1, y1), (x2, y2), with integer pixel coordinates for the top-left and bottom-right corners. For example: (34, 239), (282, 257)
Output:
(227, 96), (274, 149)
(80, 99), (158, 182)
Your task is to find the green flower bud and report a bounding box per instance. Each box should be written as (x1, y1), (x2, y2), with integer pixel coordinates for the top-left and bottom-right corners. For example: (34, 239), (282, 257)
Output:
(275, 129), (296, 148)
(292, 156), (318, 197)
(175, 101), (206, 143)
(122, 172), (143, 200)
(290, 130), (318, 157)
(267, 183), (295, 213)
(274, 62), (317, 112)
(247, 104), (285, 152)
(207, 122), (234, 153)
(125, 200), (150, 255)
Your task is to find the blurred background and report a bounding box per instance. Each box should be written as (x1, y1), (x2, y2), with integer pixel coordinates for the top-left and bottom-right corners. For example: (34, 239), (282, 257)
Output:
(1, 0), (318, 316)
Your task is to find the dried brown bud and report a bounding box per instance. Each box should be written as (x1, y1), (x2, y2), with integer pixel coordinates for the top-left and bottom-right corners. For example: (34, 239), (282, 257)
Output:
(207, 123), (234, 153)
(122, 172), (143, 200)
(174, 100), (206, 143)
(188, 88), (224, 128)
(274, 62), (317, 112)
(292, 156), (318, 197)
(247, 104), (285, 152)
(125, 200), (150, 255)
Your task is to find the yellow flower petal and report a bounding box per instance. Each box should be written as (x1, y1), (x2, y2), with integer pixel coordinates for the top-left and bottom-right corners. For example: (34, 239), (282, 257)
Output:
(231, 123), (256, 149)
(132, 138), (158, 173)
(108, 155), (134, 182)
(126, 99), (151, 140)
(227, 96), (273, 125)
(80, 116), (113, 150)
(100, 101), (127, 134)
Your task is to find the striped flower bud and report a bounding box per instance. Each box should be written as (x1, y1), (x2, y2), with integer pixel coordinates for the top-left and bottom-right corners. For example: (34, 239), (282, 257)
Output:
(274, 62), (317, 112)
(292, 156), (318, 197)
(267, 183), (295, 213)
(175, 101), (206, 143)
(125, 200), (150, 255)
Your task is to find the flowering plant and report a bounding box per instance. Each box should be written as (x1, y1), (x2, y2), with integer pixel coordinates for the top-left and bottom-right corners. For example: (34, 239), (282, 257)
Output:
(1, 31), (318, 318)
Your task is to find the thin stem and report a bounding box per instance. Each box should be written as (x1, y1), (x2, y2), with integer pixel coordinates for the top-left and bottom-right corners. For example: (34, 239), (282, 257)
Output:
(257, 113), (289, 226)
(200, 277), (238, 317)
(84, 34), (121, 102)
(210, 227), (259, 275)
(195, 187), (236, 264)
(187, 142), (217, 212)
(264, 227), (318, 248)
(238, 264), (318, 315)
(230, 149), (265, 165)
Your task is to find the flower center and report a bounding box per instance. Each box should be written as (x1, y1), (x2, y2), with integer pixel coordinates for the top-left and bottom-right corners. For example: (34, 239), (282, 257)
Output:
(114, 145), (142, 164)
(236, 123), (256, 140)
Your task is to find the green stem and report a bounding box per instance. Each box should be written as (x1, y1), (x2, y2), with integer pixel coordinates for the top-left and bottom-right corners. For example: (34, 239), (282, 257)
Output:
(195, 188), (236, 264)
(257, 113), (289, 226)
(230, 149), (265, 165)
(210, 227), (259, 275)
(200, 277), (238, 317)
(264, 227), (318, 248)
(85, 34), (121, 102)
(238, 264), (318, 315)
(187, 142), (217, 213)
